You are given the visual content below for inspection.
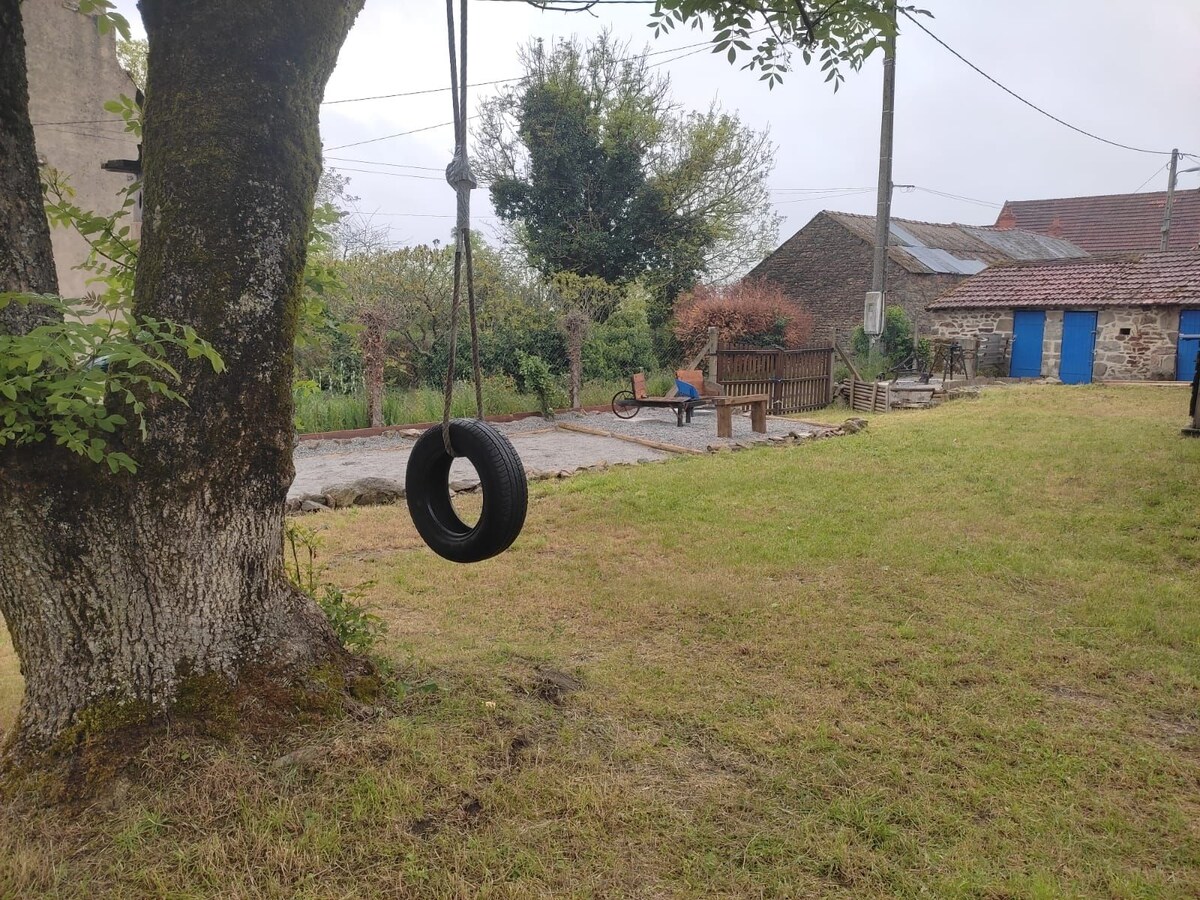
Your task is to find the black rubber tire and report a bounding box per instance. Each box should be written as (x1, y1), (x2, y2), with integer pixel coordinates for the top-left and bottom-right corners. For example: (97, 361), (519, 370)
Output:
(612, 390), (640, 419)
(406, 419), (528, 563)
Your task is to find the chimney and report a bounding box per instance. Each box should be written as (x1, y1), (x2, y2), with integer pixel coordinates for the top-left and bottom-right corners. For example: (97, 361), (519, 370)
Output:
(995, 204), (1017, 230)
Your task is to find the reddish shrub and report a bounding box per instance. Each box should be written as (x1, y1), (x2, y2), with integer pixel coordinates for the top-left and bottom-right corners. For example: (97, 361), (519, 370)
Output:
(673, 280), (814, 352)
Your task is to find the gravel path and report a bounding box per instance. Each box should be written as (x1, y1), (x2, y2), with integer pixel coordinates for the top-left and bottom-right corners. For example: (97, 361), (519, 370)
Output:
(290, 424), (668, 500)
(290, 409), (834, 503)
(554, 407), (828, 452)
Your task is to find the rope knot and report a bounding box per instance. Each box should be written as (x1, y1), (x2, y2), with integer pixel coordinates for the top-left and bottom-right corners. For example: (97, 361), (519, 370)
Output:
(445, 146), (477, 194)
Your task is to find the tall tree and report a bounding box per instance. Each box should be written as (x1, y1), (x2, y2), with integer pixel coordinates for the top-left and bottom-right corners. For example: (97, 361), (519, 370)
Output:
(475, 33), (779, 328)
(331, 244), (456, 425)
(0, 0), (363, 756)
(0, 0), (901, 766)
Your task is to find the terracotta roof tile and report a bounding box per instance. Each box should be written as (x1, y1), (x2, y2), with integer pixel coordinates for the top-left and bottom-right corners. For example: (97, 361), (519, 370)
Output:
(995, 190), (1200, 253)
(927, 250), (1200, 310)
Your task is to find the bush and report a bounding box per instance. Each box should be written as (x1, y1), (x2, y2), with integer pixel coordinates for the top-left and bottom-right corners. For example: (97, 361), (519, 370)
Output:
(851, 306), (916, 371)
(285, 521), (384, 655)
(516, 352), (563, 418)
(583, 306), (659, 381)
(673, 280), (814, 353)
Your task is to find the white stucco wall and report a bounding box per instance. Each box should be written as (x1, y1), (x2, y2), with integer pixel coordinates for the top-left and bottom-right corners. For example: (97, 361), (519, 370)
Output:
(23, 0), (140, 300)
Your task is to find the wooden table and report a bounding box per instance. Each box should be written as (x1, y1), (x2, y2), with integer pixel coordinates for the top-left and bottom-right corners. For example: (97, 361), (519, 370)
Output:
(711, 394), (769, 438)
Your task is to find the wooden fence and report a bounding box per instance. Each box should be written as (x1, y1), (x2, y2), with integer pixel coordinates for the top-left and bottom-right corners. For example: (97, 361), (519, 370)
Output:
(715, 343), (834, 414)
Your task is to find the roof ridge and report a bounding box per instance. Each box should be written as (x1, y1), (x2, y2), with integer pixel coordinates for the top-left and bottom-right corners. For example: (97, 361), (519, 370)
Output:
(1003, 188), (1200, 206)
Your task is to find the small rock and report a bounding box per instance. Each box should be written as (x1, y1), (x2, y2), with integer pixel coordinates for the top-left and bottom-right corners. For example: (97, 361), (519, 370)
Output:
(449, 479), (479, 492)
(323, 477), (405, 508)
(271, 745), (325, 771)
(400, 428), (425, 438)
(284, 497), (303, 514)
(300, 499), (330, 513)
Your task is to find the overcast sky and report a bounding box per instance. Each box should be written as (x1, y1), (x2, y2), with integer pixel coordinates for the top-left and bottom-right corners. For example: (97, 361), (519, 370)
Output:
(115, 0), (1200, 259)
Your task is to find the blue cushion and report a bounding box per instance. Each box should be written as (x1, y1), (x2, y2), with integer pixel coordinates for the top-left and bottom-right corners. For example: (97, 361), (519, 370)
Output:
(675, 378), (700, 399)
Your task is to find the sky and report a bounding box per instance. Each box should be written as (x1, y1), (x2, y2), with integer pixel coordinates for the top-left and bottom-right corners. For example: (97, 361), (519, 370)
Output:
(114, 0), (1200, 260)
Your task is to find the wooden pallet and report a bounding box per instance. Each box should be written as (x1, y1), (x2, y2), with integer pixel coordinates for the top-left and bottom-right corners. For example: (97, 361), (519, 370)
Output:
(848, 376), (890, 413)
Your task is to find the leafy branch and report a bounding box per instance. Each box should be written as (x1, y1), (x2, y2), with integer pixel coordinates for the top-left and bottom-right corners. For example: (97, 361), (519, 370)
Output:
(0, 293), (224, 474)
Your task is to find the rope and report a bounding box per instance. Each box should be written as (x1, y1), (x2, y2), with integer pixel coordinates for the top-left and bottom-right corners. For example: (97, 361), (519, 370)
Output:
(440, 0), (485, 457)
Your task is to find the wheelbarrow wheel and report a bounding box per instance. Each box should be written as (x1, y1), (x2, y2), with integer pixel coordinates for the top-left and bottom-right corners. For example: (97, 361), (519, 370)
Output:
(406, 419), (527, 563)
(612, 390), (639, 419)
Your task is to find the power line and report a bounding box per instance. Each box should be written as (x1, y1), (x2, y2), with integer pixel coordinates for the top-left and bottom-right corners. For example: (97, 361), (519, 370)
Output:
(902, 11), (1182, 157)
(774, 189), (874, 206)
(1131, 161), (1170, 194)
(325, 156), (444, 172)
(323, 75), (521, 106)
(909, 186), (1000, 208)
(326, 166), (446, 181)
(321, 33), (735, 106)
(345, 210), (499, 219)
(323, 117), (470, 152)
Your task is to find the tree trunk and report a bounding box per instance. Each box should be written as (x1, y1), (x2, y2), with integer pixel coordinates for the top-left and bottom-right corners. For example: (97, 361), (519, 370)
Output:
(0, 0), (58, 334)
(0, 0), (364, 754)
(562, 311), (588, 410)
(361, 318), (386, 429)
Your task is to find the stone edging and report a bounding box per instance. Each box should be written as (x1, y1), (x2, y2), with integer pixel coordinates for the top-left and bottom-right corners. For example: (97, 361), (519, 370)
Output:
(286, 417), (868, 515)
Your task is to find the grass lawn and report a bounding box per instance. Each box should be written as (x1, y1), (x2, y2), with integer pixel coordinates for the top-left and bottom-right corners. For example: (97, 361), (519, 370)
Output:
(2, 385), (1198, 897)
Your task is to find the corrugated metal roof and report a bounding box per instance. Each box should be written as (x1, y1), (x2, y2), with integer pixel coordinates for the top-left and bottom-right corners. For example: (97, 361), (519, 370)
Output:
(901, 247), (988, 275)
(826, 212), (1087, 275)
(927, 250), (1200, 310)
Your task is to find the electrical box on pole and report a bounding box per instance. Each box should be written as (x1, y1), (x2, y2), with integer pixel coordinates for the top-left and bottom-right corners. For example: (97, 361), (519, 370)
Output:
(864, 291), (885, 337)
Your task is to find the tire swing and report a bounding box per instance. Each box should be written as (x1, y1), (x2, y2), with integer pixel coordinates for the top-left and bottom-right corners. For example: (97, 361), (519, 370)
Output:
(406, 0), (527, 563)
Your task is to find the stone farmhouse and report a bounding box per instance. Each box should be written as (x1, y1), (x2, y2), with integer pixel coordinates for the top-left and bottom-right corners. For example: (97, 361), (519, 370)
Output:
(923, 190), (1200, 383)
(23, 0), (141, 300)
(747, 211), (1085, 344)
(927, 251), (1200, 383)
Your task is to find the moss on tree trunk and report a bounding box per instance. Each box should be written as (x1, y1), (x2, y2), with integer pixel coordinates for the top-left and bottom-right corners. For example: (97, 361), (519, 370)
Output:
(0, 0), (366, 759)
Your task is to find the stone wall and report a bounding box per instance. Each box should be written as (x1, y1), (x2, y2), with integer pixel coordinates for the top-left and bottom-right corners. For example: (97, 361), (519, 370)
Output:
(928, 309), (1010, 338)
(749, 212), (969, 345)
(930, 305), (1189, 381)
(23, 0), (140, 300)
(1042, 310), (1064, 379)
(1094, 308), (1182, 381)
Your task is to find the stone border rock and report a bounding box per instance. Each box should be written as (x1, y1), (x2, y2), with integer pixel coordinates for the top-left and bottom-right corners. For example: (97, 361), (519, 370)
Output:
(285, 418), (867, 515)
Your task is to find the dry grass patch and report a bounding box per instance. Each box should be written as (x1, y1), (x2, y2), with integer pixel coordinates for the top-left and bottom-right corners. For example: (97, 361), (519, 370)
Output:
(1, 385), (1198, 897)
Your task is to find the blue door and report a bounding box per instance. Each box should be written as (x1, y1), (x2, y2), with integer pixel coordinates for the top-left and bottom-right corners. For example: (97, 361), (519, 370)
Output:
(1010, 310), (1045, 378)
(1179, 310), (1200, 382)
(1060, 311), (1098, 384)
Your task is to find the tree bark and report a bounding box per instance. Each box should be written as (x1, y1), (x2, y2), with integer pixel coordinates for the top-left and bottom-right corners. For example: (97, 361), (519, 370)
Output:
(0, 0), (364, 754)
(0, 0), (59, 334)
(362, 317), (386, 429)
(562, 310), (588, 410)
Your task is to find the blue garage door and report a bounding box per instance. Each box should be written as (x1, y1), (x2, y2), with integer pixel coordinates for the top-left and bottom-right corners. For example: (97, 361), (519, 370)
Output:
(1010, 310), (1045, 378)
(1060, 311), (1098, 384)
(1179, 310), (1200, 382)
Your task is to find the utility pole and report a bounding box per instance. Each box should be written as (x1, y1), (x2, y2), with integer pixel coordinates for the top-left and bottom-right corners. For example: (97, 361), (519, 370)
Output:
(866, 1), (897, 347)
(1160, 148), (1179, 251)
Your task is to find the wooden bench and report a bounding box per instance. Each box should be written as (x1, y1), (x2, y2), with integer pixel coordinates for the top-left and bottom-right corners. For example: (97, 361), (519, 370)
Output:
(674, 369), (769, 439)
